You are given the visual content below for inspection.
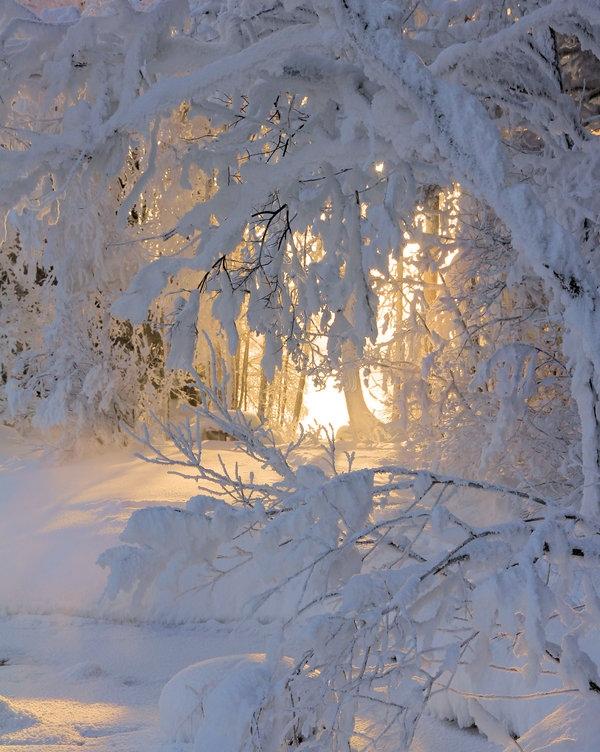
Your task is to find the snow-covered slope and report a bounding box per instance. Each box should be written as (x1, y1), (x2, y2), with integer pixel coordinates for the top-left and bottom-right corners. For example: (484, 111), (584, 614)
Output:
(0, 613), (272, 750)
(0, 426), (200, 614)
(0, 612), (498, 751)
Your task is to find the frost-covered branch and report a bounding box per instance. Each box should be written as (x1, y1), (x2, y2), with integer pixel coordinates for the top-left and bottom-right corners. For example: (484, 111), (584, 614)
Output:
(101, 426), (600, 749)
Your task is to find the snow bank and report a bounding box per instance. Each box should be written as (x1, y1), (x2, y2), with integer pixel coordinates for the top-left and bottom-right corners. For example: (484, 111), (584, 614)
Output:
(0, 697), (35, 734)
(159, 654), (273, 750)
(0, 427), (200, 614)
(36, 7), (80, 24)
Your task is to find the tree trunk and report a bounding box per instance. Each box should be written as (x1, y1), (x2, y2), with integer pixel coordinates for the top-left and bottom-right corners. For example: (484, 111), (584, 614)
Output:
(340, 341), (384, 437)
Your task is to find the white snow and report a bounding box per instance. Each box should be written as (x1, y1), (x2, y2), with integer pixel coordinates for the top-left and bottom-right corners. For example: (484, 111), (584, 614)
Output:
(0, 426), (198, 615)
(2, 2), (599, 749)
(0, 613), (272, 750)
(2, 425), (599, 751)
(159, 654), (273, 749)
(0, 425), (498, 751)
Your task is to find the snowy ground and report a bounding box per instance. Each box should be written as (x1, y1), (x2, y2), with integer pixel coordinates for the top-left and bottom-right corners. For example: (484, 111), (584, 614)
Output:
(0, 426), (495, 751)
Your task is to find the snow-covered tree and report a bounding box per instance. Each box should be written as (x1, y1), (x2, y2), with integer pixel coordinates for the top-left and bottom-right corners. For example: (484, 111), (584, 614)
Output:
(3, 0), (600, 747)
(3, 0), (597, 475)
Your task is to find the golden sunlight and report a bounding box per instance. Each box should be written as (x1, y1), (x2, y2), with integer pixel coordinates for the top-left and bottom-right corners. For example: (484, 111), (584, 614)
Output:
(300, 375), (349, 433)
(1, 696), (131, 746)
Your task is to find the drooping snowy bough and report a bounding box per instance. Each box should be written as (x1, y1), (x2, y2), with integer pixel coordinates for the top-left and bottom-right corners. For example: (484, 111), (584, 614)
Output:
(1, 0), (598, 477)
(100, 395), (600, 750)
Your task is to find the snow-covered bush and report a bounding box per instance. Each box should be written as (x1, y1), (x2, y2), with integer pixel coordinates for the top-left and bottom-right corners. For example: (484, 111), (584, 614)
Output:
(159, 653), (321, 751)
(159, 655), (275, 749)
(99, 390), (600, 750)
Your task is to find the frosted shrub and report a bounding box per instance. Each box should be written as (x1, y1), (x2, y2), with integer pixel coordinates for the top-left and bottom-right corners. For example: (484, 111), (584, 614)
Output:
(100, 389), (600, 749)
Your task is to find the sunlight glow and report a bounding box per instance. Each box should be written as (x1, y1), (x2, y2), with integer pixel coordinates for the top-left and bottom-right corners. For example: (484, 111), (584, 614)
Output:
(2, 696), (130, 746)
(301, 376), (349, 433)
(294, 185), (461, 433)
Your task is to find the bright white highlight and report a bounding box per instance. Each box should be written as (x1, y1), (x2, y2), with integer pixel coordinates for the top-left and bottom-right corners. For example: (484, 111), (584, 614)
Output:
(300, 376), (348, 433)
